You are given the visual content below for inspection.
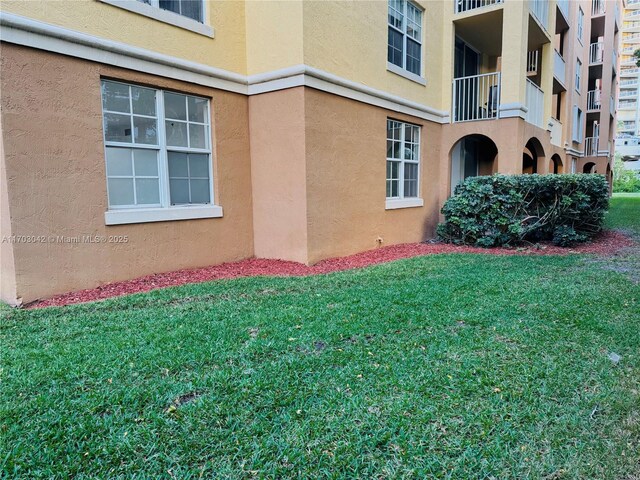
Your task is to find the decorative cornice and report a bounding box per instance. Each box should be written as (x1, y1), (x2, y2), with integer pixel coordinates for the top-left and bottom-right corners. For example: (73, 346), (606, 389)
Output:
(0, 13), (450, 124)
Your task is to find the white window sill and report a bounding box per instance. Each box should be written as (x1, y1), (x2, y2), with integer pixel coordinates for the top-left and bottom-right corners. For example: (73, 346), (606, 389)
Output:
(97, 0), (214, 37)
(387, 62), (427, 86)
(105, 205), (223, 225)
(385, 198), (424, 210)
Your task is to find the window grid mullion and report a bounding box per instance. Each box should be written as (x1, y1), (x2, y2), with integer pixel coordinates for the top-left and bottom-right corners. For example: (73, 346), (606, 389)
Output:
(399, 122), (405, 199)
(127, 89), (140, 205)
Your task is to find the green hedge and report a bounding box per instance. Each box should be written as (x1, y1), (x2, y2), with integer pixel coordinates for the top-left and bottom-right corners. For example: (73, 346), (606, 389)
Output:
(437, 174), (610, 247)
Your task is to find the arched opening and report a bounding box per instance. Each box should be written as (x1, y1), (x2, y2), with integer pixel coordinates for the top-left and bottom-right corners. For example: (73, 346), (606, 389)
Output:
(450, 134), (498, 194)
(549, 154), (564, 174)
(522, 137), (545, 174)
(583, 162), (596, 174)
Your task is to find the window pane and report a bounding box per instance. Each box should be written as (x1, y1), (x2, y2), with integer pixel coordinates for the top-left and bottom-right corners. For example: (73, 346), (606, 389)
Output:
(404, 179), (418, 197)
(404, 162), (418, 181)
(189, 154), (209, 177)
(189, 124), (207, 149)
(388, 179), (399, 198)
(188, 96), (208, 123)
(406, 39), (421, 75)
(190, 179), (210, 203)
(158, 0), (180, 15)
(135, 178), (160, 205)
(406, 3), (422, 40)
(388, 0), (404, 29)
(164, 92), (187, 120)
(104, 113), (132, 143)
(168, 152), (189, 177)
(108, 178), (135, 206)
(133, 116), (158, 145)
(180, 0), (203, 22)
(102, 81), (130, 113)
(388, 28), (403, 67)
(169, 179), (190, 204)
(106, 147), (132, 176)
(131, 86), (156, 116)
(165, 120), (188, 147)
(133, 149), (158, 176)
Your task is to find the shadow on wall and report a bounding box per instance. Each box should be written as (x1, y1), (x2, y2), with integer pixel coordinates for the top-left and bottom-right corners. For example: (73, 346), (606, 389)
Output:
(450, 134), (498, 194)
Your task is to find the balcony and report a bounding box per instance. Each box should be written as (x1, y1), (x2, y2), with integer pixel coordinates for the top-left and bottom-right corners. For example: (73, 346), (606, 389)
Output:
(525, 79), (544, 128)
(454, 0), (503, 14)
(589, 42), (604, 64)
(527, 51), (539, 75)
(591, 0), (605, 16)
(619, 90), (638, 98)
(620, 78), (639, 87)
(549, 117), (563, 147)
(623, 33), (640, 43)
(585, 136), (599, 156)
(621, 67), (640, 76)
(587, 90), (601, 111)
(530, 0), (549, 30)
(553, 50), (566, 86)
(452, 72), (501, 122)
(619, 99), (638, 109)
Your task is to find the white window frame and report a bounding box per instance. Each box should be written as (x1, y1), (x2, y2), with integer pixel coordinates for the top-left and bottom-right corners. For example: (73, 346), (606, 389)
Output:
(386, 119), (424, 210)
(572, 105), (583, 143)
(577, 7), (584, 44)
(575, 58), (582, 92)
(387, 0), (425, 83)
(97, 0), (214, 37)
(101, 80), (222, 225)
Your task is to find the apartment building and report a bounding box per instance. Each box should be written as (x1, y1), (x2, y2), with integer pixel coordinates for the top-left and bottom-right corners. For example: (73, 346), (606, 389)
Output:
(618, 0), (640, 136)
(0, 0), (621, 305)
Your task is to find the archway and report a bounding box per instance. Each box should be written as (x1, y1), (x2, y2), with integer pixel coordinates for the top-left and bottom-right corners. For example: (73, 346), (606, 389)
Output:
(523, 137), (545, 174)
(549, 154), (564, 174)
(583, 162), (596, 174)
(450, 134), (498, 194)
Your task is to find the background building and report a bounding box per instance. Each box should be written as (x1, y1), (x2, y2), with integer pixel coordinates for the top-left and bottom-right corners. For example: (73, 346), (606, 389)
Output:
(0, 0), (623, 305)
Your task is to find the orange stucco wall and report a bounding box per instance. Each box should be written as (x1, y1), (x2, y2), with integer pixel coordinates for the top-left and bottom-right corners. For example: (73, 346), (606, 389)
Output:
(0, 44), (254, 304)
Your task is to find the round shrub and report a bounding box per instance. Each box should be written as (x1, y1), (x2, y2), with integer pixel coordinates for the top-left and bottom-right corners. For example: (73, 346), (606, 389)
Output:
(437, 174), (610, 247)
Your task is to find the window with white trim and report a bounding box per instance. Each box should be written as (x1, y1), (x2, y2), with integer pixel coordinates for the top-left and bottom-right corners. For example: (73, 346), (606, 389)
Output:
(386, 119), (420, 199)
(101, 80), (213, 210)
(575, 58), (582, 91)
(388, 0), (423, 76)
(137, 0), (204, 23)
(577, 7), (584, 43)
(572, 106), (583, 142)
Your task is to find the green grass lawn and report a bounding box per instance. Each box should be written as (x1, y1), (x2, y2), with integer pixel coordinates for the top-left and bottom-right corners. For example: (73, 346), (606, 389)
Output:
(2, 202), (639, 479)
(607, 193), (640, 236)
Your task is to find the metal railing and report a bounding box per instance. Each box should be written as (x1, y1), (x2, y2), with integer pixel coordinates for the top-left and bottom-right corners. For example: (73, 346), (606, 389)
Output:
(554, 50), (566, 85)
(587, 90), (601, 110)
(452, 72), (501, 122)
(525, 79), (544, 128)
(527, 51), (539, 74)
(589, 42), (604, 64)
(585, 137), (599, 156)
(619, 100), (638, 109)
(592, 0), (605, 16)
(454, 0), (503, 13)
(530, 0), (549, 29)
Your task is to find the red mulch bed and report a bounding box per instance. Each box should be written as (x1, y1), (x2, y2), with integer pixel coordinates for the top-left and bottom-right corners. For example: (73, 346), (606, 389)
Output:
(27, 231), (635, 309)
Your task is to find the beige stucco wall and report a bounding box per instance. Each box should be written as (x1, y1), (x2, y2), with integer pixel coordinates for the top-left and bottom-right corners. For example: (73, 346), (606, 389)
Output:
(0, 109), (18, 305)
(304, 88), (443, 264)
(249, 88), (309, 264)
(0, 44), (254, 304)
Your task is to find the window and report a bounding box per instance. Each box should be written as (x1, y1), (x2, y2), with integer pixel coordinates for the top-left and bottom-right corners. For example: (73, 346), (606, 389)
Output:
(575, 58), (582, 91)
(571, 157), (577, 174)
(386, 119), (420, 200)
(137, 0), (203, 23)
(101, 80), (213, 211)
(572, 106), (583, 142)
(577, 7), (584, 43)
(388, 0), (423, 76)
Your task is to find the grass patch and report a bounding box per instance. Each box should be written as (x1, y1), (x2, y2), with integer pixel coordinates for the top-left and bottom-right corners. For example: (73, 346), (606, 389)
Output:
(1, 204), (639, 479)
(607, 193), (640, 236)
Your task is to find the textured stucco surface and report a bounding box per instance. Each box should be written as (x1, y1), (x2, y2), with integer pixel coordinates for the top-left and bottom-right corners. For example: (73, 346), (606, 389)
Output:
(0, 106), (18, 305)
(304, 88), (443, 264)
(249, 88), (309, 264)
(0, 44), (254, 303)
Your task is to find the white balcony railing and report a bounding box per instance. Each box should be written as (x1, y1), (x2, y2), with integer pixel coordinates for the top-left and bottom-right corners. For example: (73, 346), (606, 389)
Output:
(620, 78), (639, 86)
(525, 79), (544, 128)
(621, 67), (640, 75)
(585, 136), (599, 156)
(589, 42), (604, 64)
(592, 0), (605, 16)
(530, 0), (549, 29)
(549, 117), (563, 147)
(623, 33), (640, 42)
(554, 50), (566, 85)
(454, 0), (504, 13)
(619, 100), (638, 109)
(452, 72), (501, 122)
(527, 51), (539, 74)
(587, 90), (601, 110)
(619, 90), (638, 98)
